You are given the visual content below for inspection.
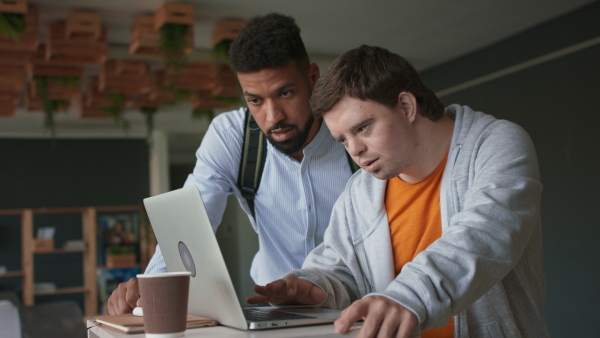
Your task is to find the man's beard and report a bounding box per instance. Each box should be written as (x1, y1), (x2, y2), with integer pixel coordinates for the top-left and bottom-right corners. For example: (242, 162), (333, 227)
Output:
(266, 115), (315, 155)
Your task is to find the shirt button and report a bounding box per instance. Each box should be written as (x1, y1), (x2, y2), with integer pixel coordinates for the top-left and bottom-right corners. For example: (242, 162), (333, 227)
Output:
(307, 236), (312, 241)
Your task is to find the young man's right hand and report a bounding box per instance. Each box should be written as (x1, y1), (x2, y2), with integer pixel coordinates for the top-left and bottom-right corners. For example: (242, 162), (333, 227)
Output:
(246, 275), (327, 306)
(106, 277), (141, 315)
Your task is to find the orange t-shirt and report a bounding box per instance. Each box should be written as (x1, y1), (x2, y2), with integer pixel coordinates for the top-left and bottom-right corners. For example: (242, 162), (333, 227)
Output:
(385, 154), (453, 337)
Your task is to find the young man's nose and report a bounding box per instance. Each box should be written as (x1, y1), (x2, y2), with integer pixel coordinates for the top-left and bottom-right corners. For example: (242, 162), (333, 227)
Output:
(347, 138), (365, 157)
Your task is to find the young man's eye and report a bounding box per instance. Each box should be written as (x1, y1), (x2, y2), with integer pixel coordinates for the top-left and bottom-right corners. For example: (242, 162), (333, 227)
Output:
(280, 90), (292, 98)
(357, 125), (368, 133)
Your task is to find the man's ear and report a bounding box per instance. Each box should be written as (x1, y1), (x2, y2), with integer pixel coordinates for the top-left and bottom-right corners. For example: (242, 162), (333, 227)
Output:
(307, 63), (320, 89)
(398, 92), (418, 123)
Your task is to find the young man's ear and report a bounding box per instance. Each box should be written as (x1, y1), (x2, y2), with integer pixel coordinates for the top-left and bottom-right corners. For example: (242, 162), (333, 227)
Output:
(307, 63), (320, 89)
(398, 92), (418, 123)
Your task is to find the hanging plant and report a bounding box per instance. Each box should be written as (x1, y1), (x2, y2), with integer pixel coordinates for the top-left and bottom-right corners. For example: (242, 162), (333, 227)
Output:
(214, 95), (242, 107)
(173, 88), (193, 101)
(52, 76), (80, 88)
(0, 12), (26, 41)
(101, 92), (130, 130)
(34, 76), (76, 142)
(158, 23), (189, 92)
(192, 108), (213, 121)
(140, 107), (157, 142)
(211, 39), (233, 65)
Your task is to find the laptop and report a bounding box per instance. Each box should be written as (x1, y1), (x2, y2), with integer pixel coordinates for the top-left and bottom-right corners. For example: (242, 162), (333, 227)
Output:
(142, 186), (340, 330)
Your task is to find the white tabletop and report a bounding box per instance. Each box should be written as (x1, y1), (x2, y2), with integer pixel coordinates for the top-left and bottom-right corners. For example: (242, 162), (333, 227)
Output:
(87, 320), (361, 338)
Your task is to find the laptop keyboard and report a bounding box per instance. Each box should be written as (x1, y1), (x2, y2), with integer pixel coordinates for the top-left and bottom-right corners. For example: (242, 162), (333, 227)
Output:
(242, 307), (316, 322)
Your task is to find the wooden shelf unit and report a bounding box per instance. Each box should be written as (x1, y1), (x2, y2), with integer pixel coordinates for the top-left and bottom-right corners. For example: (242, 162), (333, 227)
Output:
(0, 271), (24, 278)
(0, 205), (145, 317)
(0, 209), (32, 304)
(34, 286), (88, 296)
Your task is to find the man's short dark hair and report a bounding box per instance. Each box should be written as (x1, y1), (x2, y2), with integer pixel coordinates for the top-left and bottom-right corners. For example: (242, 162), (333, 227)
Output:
(310, 45), (444, 121)
(229, 13), (310, 73)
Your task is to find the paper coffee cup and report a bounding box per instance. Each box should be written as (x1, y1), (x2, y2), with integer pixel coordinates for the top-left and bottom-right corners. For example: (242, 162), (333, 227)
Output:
(137, 272), (191, 338)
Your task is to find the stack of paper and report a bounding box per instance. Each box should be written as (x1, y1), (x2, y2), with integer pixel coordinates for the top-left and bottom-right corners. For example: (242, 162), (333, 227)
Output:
(36, 227), (55, 240)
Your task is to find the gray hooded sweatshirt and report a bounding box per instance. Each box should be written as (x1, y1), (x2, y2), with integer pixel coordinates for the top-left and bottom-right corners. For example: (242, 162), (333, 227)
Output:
(284, 105), (549, 337)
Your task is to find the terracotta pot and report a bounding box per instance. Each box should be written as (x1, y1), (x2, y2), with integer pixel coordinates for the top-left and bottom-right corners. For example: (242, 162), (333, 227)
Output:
(66, 10), (102, 41)
(105, 253), (136, 268)
(211, 19), (245, 47)
(153, 2), (194, 30)
(130, 14), (160, 56)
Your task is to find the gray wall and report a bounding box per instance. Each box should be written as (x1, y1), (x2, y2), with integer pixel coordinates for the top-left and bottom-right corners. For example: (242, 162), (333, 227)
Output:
(420, 2), (600, 336)
(0, 139), (150, 209)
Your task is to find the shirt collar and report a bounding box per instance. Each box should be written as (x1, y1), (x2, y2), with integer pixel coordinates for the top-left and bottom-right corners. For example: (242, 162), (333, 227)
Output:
(267, 119), (334, 161)
(303, 119), (334, 155)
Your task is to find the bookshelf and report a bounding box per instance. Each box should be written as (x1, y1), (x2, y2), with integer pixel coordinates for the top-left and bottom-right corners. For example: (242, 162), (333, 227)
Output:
(0, 209), (33, 306)
(95, 206), (156, 315)
(0, 205), (154, 317)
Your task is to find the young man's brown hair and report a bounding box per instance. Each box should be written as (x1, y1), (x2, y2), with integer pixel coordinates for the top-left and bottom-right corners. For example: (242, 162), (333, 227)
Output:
(310, 45), (444, 120)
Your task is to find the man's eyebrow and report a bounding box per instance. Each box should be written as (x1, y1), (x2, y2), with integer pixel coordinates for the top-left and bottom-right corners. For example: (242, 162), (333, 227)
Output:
(243, 82), (295, 97)
(330, 117), (375, 142)
(349, 117), (374, 133)
(276, 82), (295, 92)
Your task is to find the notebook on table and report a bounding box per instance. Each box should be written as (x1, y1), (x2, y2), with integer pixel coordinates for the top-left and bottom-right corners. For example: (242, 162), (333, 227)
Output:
(143, 186), (340, 330)
(94, 314), (216, 334)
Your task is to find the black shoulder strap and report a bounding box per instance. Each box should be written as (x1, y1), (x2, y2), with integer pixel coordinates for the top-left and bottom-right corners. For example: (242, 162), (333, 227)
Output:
(238, 108), (359, 221)
(237, 108), (267, 220)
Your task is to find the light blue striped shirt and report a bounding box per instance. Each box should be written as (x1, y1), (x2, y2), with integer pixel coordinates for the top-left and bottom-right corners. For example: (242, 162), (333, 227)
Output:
(145, 107), (353, 285)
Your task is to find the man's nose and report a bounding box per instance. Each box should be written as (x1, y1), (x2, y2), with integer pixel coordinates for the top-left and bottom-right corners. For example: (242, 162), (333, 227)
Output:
(346, 138), (365, 157)
(265, 100), (285, 125)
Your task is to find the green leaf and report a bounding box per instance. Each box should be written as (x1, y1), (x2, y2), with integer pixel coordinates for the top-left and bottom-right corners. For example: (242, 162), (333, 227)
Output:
(172, 88), (193, 101)
(211, 39), (233, 65)
(214, 96), (242, 106)
(158, 23), (190, 92)
(0, 12), (26, 41)
(107, 245), (133, 255)
(53, 76), (80, 89)
(192, 108), (214, 120)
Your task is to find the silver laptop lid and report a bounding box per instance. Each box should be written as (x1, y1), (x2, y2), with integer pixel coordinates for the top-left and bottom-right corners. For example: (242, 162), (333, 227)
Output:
(143, 186), (249, 330)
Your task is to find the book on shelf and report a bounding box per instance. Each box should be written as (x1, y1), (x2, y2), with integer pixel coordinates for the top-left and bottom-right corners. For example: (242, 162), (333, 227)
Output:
(33, 282), (56, 292)
(93, 313), (217, 334)
(63, 240), (86, 250)
(36, 226), (55, 240)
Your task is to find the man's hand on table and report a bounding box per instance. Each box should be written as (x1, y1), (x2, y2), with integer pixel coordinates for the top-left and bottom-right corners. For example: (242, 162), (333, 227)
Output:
(246, 275), (327, 305)
(106, 277), (141, 315)
(335, 295), (418, 338)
